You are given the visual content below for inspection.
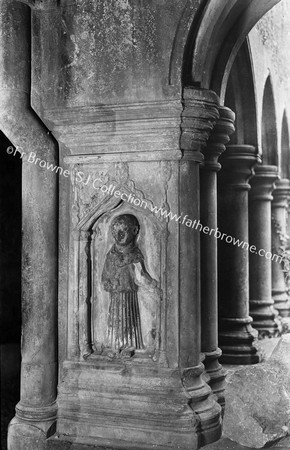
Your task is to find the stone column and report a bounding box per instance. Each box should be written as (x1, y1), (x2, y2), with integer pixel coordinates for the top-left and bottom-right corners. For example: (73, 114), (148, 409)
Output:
(200, 106), (235, 408)
(272, 179), (290, 317)
(180, 87), (222, 444)
(0, 3), (58, 450)
(249, 166), (281, 336)
(218, 145), (260, 364)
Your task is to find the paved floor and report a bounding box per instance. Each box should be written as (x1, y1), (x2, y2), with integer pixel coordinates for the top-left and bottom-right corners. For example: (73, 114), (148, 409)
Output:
(203, 436), (290, 449)
(47, 436), (290, 449)
(47, 437), (249, 450)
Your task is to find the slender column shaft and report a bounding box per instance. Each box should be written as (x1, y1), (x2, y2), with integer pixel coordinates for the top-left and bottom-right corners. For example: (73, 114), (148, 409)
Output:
(249, 166), (281, 335)
(272, 179), (290, 317)
(180, 87), (222, 446)
(200, 106), (235, 408)
(0, 3), (58, 449)
(79, 231), (93, 358)
(218, 145), (260, 364)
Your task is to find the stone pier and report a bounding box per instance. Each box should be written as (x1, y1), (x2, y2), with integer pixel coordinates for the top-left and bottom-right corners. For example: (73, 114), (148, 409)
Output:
(200, 106), (235, 407)
(272, 179), (290, 317)
(249, 165), (281, 336)
(218, 145), (260, 364)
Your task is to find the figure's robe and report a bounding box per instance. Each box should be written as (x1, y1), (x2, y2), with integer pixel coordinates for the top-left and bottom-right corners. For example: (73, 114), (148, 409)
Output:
(102, 244), (144, 351)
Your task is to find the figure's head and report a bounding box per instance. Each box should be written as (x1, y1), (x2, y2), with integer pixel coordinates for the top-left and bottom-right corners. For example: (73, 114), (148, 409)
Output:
(111, 214), (140, 246)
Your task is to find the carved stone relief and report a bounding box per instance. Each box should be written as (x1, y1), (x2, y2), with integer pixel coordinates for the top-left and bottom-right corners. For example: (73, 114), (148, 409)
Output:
(67, 162), (167, 364)
(98, 214), (159, 359)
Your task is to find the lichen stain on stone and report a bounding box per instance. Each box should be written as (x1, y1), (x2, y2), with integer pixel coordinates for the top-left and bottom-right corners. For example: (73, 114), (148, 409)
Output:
(55, 0), (170, 104)
(255, 0), (290, 86)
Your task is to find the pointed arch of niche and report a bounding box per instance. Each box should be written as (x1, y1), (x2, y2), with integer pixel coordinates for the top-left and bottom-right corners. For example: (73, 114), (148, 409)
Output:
(178, 0), (281, 97)
(281, 110), (290, 179)
(68, 187), (168, 366)
(261, 75), (278, 166)
(224, 39), (258, 149)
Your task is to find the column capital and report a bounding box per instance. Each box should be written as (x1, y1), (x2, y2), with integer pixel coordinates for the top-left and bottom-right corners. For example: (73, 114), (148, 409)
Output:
(272, 178), (290, 208)
(180, 87), (220, 163)
(219, 145), (259, 190)
(250, 165), (279, 201)
(202, 106), (235, 172)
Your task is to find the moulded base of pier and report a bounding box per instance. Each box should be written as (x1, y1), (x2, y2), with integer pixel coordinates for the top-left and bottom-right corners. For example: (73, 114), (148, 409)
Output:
(8, 415), (56, 450)
(273, 291), (290, 318)
(219, 318), (261, 365)
(250, 300), (282, 337)
(55, 359), (222, 450)
(203, 349), (227, 412)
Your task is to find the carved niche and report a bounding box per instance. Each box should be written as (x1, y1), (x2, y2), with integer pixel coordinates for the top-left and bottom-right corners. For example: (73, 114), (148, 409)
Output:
(68, 175), (166, 364)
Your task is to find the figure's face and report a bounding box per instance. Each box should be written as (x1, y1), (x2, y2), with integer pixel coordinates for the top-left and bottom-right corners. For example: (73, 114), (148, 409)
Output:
(111, 217), (139, 246)
(111, 214), (139, 246)
(112, 215), (139, 245)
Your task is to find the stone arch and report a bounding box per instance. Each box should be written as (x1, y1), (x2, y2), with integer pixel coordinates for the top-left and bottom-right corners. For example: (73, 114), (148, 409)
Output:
(261, 75), (278, 166)
(178, 0), (281, 97)
(281, 110), (290, 178)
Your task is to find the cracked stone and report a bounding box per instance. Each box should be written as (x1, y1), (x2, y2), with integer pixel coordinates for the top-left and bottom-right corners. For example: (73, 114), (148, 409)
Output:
(223, 334), (290, 448)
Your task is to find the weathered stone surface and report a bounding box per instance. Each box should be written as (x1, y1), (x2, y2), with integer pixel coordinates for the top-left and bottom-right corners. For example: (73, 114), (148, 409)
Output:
(53, 88), (222, 450)
(275, 435), (290, 447)
(223, 334), (290, 448)
(203, 436), (255, 450)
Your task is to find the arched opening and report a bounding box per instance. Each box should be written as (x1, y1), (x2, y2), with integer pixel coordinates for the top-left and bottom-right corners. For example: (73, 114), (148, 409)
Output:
(0, 132), (22, 449)
(261, 76), (278, 165)
(224, 39), (258, 148)
(281, 110), (290, 178)
(179, 0), (281, 97)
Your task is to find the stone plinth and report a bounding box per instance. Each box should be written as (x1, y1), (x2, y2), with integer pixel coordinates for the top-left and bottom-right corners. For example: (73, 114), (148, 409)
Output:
(200, 106), (235, 409)
(218, 145), (260, 365)
(272, 179), (290, 317)
(249, 165), (281, 336)
(52, 87), (222, 450)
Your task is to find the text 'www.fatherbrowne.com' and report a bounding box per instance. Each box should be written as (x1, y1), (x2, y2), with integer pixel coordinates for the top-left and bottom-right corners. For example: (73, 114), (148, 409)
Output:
(102, 183), (284, 264)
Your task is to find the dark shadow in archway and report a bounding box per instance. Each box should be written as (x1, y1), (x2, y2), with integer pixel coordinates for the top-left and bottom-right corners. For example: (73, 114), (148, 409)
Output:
(224, 39), (258, 149)
(281, 110), (290, 178)
(261, 76), (278, 166)
(0, 131), (21, 450)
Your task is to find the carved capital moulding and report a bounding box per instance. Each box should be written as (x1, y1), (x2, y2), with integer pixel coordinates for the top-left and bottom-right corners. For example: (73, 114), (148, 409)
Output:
(55, 93), (222, 449)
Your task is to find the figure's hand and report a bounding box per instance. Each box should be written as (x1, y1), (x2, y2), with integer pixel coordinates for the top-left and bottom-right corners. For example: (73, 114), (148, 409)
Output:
(154, 284), (162, 298)
(150, 279), (162, 297)
(103, 279), (119, 292)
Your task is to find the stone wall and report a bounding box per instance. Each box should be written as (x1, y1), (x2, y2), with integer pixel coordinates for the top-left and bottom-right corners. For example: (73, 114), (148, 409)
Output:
(31, 0), (202, 112)
(249, 0), (290, 161)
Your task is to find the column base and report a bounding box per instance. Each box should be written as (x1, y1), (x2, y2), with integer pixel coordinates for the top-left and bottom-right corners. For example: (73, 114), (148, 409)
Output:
(219, 317), (260, 364)
(281, 316), (290, 333)
(56, 360), (222, 450)
(273, 290), (290, 317)
(8, 407), (56, 450)
(202, 349), (227, 412)
(250, 299), (282, 337)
